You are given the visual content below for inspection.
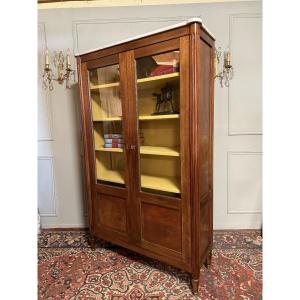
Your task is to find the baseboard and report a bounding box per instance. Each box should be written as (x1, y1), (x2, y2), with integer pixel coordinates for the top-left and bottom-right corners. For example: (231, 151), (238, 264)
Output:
(42, 227), (88, 231)
(41, 223), (262, 230)
(41, 227), (260, 232)
(213, 222), (262, 230)
(41, 223), (88, 229)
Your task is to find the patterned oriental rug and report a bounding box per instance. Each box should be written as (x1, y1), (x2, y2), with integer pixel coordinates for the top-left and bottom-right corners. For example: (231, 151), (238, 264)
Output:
(38, 230), (262, 300)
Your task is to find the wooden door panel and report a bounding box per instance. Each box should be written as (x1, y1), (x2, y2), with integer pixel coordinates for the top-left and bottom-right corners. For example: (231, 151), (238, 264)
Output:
(141, 203), (182, 253)
(82, 54), (133, 243)
(131, 37), (191, 263)
(94, 193), (128, 235)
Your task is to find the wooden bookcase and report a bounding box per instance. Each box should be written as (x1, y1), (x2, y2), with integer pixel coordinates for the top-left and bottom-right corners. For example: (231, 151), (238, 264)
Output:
(76, 18), (215, 294)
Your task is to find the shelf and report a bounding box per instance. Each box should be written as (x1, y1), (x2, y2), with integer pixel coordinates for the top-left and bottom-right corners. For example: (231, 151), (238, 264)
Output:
(141, 174), (180, 194)
(95, 146), (179, 156)
(93, 114), (180, 121)
(96, 147), (124, 153)
(97, 169), (125, 184)
(93, 116), (122, 122)
(90, 82), (120, 90)
(137, 72), (179, 90)
(90, 73), (178, 91)
(90, 72), (179, 90)
(139, 114), (180, 121)
(140, 146), (179, 157)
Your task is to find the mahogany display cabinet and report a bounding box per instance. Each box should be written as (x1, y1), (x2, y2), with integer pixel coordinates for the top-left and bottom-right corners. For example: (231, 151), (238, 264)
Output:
(76, 18), (215, 293)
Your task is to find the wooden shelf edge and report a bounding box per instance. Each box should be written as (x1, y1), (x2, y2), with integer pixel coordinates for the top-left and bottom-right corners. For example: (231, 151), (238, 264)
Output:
(137, 72), (179, 84)
(96, 147), (124, 153)
(90, 73), (179, 90)
(139, 114), (180, 121)
(140, 146), (180, 157)
(96, 170), (180, 193)
(93, 117), (122, 122)
(141, 174), (180, 194)
(97, 169), (125, 184)
(98, 178), (125, 184)
(95, 146), (179, 156)
(93, 114), (179, 122)
(90, 82), (120, 90)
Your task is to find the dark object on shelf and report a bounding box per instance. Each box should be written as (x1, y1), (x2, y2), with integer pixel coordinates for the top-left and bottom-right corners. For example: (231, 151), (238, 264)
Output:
(152, 83), (178, 115)
(136, 56), (157, 79)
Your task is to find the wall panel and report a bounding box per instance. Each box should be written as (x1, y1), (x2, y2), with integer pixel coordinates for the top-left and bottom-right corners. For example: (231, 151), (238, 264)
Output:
(73, 16), (197, 54)
(228, 14), (262, 135)
(38, 156), (57, 216)
(38, 23), (53, 141)
(227, 152), (262, 214)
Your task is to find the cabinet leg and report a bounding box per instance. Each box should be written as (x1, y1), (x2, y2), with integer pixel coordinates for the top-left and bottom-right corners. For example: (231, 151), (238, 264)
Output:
(191, 278), (199, 295)
(89, 235), (96, 250)
(204, 250), (212, 268)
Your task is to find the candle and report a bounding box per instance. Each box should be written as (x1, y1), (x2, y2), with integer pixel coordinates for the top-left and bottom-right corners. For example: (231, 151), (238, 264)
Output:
(66, 49), (71, 68)
(225, 48), (231, 66)
(226, 49), (230, 62)
(45, 49), (49, 67)
(214, 53), (218, 77)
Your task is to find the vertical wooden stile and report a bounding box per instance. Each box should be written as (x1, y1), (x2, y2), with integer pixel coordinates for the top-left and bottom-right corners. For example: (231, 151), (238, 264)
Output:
(179, 35), (191, 265)
(76, 58), (95, 235)
(189, 22), (202, 291)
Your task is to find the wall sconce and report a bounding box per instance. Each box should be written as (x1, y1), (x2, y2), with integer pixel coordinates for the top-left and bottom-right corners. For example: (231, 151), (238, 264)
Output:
(42, 49), (75, 91)
(214, 47), (234, 87)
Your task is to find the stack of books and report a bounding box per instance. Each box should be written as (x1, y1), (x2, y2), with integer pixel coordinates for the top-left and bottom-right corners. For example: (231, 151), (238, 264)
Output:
(150, 56), (179, 77)
(103, 134), (123, 148)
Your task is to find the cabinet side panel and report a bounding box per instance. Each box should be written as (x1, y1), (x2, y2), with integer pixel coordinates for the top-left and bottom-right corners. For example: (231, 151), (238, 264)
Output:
(198, 38), (213, 261)
(199, 40), (211, 199)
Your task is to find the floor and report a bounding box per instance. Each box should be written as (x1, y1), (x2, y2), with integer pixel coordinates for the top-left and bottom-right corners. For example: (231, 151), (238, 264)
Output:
(38, 230), (262, 299)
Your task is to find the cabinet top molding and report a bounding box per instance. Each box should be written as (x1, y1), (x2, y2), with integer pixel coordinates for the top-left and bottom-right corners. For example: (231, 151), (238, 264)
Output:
(75, 17), (214, 56)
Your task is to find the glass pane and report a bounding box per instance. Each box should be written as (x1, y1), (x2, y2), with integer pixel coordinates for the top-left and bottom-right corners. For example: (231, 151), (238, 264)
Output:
(89, 64), (126, 187)
(136, 50), (181, 198)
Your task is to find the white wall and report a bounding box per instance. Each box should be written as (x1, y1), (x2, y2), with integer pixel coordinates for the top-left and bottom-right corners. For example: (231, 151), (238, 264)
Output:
(38, 1), (262, 229)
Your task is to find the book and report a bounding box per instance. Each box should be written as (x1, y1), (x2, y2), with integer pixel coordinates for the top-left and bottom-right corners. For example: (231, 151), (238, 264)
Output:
(104, 143), (124, 148)
(104, 139), (123, 147)
(104, 138), (124, 143)
(104, 134), (123, 139)
(152, 52), (180, 65)
(150, 65), (176, 76)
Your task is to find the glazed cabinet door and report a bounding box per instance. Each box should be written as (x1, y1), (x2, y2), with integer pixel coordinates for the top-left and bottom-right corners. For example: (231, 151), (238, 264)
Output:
(129, 37), (191, 266)
(81, 54), (133, 243)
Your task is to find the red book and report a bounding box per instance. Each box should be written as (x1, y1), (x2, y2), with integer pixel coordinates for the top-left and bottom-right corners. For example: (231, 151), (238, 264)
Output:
(150, 65), (175, 76)
(112, 140), (120, 147)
